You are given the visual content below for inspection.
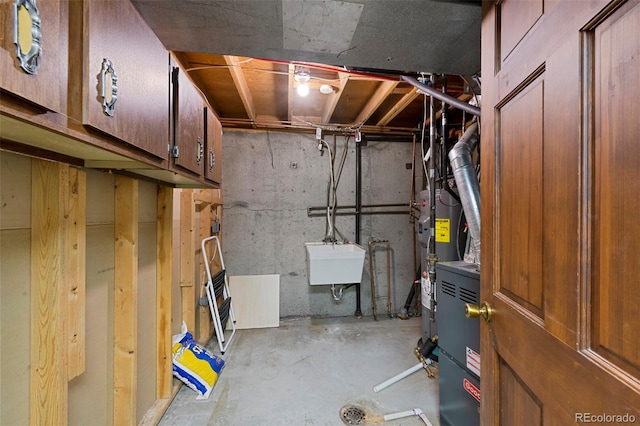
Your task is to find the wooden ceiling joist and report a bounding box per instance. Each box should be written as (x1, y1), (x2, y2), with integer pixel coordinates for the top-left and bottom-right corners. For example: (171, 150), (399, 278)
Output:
(287, 63), (295, 123)
(376, 89), (420, 126)
(354, 80), (398, 125)
(224, 56), (256, 125)
(321, 71), (349, 124)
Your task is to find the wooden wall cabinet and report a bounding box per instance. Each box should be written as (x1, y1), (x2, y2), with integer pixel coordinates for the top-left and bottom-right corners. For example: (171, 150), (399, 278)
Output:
(0, 0), (67, 114)
(205, 107), (223, 185)
(82, 0), (168, 160)
(172, 65), (205, 177)
(1, 0), (220, 189)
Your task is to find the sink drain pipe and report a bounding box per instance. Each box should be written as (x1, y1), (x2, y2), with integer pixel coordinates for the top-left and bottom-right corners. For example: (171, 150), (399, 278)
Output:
(384, 408), (434, 426)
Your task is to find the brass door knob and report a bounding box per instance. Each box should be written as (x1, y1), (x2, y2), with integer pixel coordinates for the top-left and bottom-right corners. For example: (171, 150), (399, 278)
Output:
(465, 302), (493, 323)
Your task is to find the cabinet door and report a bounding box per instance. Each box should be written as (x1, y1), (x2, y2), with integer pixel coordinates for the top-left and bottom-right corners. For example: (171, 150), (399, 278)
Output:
(0, 0), (67, 113)
(172, 67), (204, 176)
(205, 107), (222, 184)
(82, 0), (168, 159)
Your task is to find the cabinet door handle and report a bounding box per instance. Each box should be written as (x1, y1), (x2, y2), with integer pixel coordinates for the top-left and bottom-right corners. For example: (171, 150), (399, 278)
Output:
(196, 137), (203, 165)
(209, 148), (215, 172)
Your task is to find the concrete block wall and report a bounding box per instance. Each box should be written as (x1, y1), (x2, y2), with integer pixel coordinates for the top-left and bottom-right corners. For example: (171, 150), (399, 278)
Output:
(221, 131), (420, 318)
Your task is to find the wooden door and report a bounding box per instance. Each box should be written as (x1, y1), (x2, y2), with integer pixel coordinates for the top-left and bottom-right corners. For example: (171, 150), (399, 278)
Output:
(205, 107), (223, 184)
(83, 0), (169, 159)
(172, 66), (205, 176)
(481, 0), (640, 424)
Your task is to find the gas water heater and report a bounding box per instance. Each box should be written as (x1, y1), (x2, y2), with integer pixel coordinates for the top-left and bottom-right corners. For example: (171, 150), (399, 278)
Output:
(418, 188), (463, 341)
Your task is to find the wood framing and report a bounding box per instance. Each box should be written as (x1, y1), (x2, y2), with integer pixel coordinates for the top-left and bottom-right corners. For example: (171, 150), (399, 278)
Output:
(180, 189), (196, 331)
(66, 167), (87, 380)
(376, 88), (419, 126)
(197, 190), (213, 342)
(354, 80), (398, 125)
(30, 159), (68, 425)
(114, 175), (138, 425)
(321, 72), (349, 124)
(224, 55), (256, 124)
(156, 185), (173, 399)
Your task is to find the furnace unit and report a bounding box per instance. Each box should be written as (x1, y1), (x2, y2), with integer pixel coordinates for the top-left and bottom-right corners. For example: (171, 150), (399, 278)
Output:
(436, 261), (480, 426)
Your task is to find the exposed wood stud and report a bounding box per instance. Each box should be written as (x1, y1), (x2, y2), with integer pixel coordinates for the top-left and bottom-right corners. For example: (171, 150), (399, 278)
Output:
(30, 159), (68, 425)
(180, 189), (196, 332)
(197, 190), (213, 342)
(66, 167), (87, 380)
(156, 185), (173, 399)
(114, 175), (138, 425)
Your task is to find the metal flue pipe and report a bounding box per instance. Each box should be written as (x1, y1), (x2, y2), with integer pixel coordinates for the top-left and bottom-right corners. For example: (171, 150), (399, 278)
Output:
(402, 75), (481, 117)
(448, 122), (481, 265)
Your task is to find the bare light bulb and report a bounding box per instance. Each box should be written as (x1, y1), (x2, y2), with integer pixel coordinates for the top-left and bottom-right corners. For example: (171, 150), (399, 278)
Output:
(297, 83), (310, 97)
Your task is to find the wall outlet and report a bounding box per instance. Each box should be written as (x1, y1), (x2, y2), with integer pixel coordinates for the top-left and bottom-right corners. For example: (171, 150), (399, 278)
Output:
(211, 220), (221, 234)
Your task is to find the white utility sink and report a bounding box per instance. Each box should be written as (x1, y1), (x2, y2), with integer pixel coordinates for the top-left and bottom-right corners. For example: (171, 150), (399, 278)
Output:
(305, 242), (366, 285)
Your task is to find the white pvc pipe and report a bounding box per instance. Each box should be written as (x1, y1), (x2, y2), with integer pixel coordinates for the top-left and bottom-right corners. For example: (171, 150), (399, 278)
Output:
(374, 362), (423, 392)
(384, 408), (434, 426)
(384, 410), (416, 421)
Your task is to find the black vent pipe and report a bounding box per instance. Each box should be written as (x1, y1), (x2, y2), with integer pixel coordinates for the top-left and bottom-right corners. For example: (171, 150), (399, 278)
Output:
(355, 138), (363, 317)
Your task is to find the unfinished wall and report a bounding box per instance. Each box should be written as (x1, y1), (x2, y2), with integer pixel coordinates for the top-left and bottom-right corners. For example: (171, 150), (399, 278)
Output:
(1, 154), (170, 425)
(68, 169), (115, 426)
(221, 131), (418, 318)
(0, 151), (31, 425)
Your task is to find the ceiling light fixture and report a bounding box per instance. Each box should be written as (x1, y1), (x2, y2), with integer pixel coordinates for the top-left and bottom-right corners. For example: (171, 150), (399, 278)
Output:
(319, 84), (336, 95)
(293, 67), (310, 83)
(293, 67), (311, 97)
(296, 83), (310, 97)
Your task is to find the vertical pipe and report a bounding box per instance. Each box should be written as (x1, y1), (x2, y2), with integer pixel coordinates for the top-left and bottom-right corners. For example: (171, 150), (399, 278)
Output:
(355, 138), (363, 317)
(440, 75), (448, 193)
(369, 240), (377, 320)
(386, 241), (391, 317)
(410, 133), (418, 313)
(427, 74), (438, 324)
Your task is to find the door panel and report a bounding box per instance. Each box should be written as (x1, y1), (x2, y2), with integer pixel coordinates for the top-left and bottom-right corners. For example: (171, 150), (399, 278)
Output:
(0, 0), (66, 113)
(499, 359), (542, 426)
(592, 0), (640, 380)
(83, 0), (169, 159)
(205, 107), (223, 184)
(481, 0), (640, 424)
(499, 0), (543, 63)
(497, 76), (544, 317)
(172, 66), (205, 176)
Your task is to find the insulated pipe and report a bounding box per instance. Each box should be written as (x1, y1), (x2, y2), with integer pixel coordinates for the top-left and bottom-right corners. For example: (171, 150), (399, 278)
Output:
(402, 75), (481, 117)
(448, 122), (481, 264)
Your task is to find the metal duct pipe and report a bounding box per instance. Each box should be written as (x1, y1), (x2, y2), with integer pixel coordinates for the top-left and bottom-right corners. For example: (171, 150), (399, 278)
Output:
(402, 75), (481, 117)
(448, 122), (481, 264)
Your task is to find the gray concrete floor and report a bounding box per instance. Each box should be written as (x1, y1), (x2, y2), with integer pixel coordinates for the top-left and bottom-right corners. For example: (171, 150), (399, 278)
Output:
(160, 316), (440, 426)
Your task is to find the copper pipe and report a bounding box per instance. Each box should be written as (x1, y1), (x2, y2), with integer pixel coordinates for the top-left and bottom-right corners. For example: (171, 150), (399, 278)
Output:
(368, 239), (392, 320)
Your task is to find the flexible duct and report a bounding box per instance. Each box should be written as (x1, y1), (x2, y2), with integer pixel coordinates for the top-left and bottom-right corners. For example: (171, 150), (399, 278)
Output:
(448, 122), (481, 265)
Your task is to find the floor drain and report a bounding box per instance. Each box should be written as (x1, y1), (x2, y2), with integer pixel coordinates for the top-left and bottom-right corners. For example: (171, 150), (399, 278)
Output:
(340, 405), (366, 425)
